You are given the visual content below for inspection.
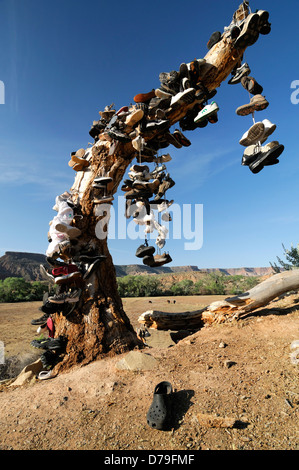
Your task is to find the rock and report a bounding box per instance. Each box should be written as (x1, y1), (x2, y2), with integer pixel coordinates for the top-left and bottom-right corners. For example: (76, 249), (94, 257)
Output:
(218, 341), (227, 348)
(224, 360), (236, 368)
(196, 413), (238, 428)
(115, 351), (158, 371)
(145, 329), (176, 348)
(9, 359), (43, 387)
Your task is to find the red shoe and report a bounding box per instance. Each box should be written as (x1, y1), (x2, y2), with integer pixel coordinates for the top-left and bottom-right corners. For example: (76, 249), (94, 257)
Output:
(133, 89), (156, 103)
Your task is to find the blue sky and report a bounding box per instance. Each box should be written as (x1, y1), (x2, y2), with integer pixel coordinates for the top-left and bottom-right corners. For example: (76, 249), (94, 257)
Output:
(0, 0), (298, 269)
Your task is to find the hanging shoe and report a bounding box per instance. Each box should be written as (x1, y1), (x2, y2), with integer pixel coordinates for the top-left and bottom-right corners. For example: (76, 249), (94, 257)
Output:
(135, 242), (155, 259)
(239, 121), (266, 146)
(173, 129), (191, 147)
(241, 76), (263, 95)
(241, 144), (262, 166)
(234, 13), (260, 48)
(142, 254), (156, 267)
(236, 94), (269, 116)
(152, 253), (172, 267)
(249, 141), (284, 174)
(228, 62), (251, 84)
(194, 101), (219, 123)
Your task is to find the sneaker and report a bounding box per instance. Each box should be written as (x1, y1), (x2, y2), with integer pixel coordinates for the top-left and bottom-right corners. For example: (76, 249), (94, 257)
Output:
(142, 255), (156, 267)
(93, 176), (113, 185)
(150, 164), (166, 177)
(40, 350), (59, 370)
(207, 31), (222, 49)
(52, 264), (79, 277)
(132, 178), (160, 192)
(234, 13), (260, 48)
(240, 76), (263, 95)
(194, 101), (219, 123)
(71, 162), (87, 172)
(188, 59), (204, 86)
(48, 289), (81, 304)
(135, 243), (155, 258)
(134, 89), (156, 103)
(228, 62), (251, 84)
(155, 88), (173, 100)
(125, 108), (144, 127)
(83, 258), (105, 279)
(70, 148), (88, 165)
(152, 253), (172, 267)
(31, 312), (51, 326)
(89, 121), (106, 139)
(179, 62), (190, 80)
(54, 222), (82, 239)
(159, 71), (180, 95)
(236, 94), (269, 116)
(125, 188), (153, 200)
(164, 131), (182, 149)
(173, 129), (191, 147)
(39, 301), (61, 315)
(239, 121), (266, 146)
(241, 144), (261, 166)
(78, 254), (106, 263)
(249, 142), (284, 174)
(34, 335), (67, 352)
(143, 119), (170, 134)
(170, 88), (196, 108)
(154, 176), (175, 200)
(108, 127), (131, 142)
(40, 265), (55, 282)
(55, 271), (82, 285)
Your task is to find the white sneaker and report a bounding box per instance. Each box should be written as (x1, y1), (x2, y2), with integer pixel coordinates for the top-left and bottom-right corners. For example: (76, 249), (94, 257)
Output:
(170, 88), (195, 107)
(239, 121), (265, 146)
(194, 101), (219, 122)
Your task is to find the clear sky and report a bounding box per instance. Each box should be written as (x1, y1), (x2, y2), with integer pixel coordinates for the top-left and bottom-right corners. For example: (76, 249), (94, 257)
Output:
(0, 0), (298, 269)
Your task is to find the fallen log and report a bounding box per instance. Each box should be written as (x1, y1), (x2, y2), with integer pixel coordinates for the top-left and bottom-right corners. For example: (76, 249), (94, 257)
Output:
(138, 270), (299, 329)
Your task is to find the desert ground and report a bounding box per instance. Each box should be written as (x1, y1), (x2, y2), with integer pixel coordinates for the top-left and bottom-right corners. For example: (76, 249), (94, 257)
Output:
(0, 294), (298, 452)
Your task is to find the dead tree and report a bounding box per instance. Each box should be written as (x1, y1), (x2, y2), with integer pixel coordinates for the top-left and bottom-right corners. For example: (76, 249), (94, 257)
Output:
(138, 269), (299, 330)
(50, 3), (271, 372)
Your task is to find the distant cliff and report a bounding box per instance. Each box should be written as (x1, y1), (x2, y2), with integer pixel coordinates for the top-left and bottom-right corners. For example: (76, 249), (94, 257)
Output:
(0, 251), (275, 281)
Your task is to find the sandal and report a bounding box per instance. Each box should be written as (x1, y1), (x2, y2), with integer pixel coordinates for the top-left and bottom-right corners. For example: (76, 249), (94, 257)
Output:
(146, 381), (173, 430)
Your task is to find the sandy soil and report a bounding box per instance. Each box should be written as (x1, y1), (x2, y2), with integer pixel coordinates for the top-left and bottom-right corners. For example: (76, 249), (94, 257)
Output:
(0, 294), (298, 451)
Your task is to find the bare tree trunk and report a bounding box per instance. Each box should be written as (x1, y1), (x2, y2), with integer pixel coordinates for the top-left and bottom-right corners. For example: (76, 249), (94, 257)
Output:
(50, 5), (259, 372)
(138, 270), (299, 330)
